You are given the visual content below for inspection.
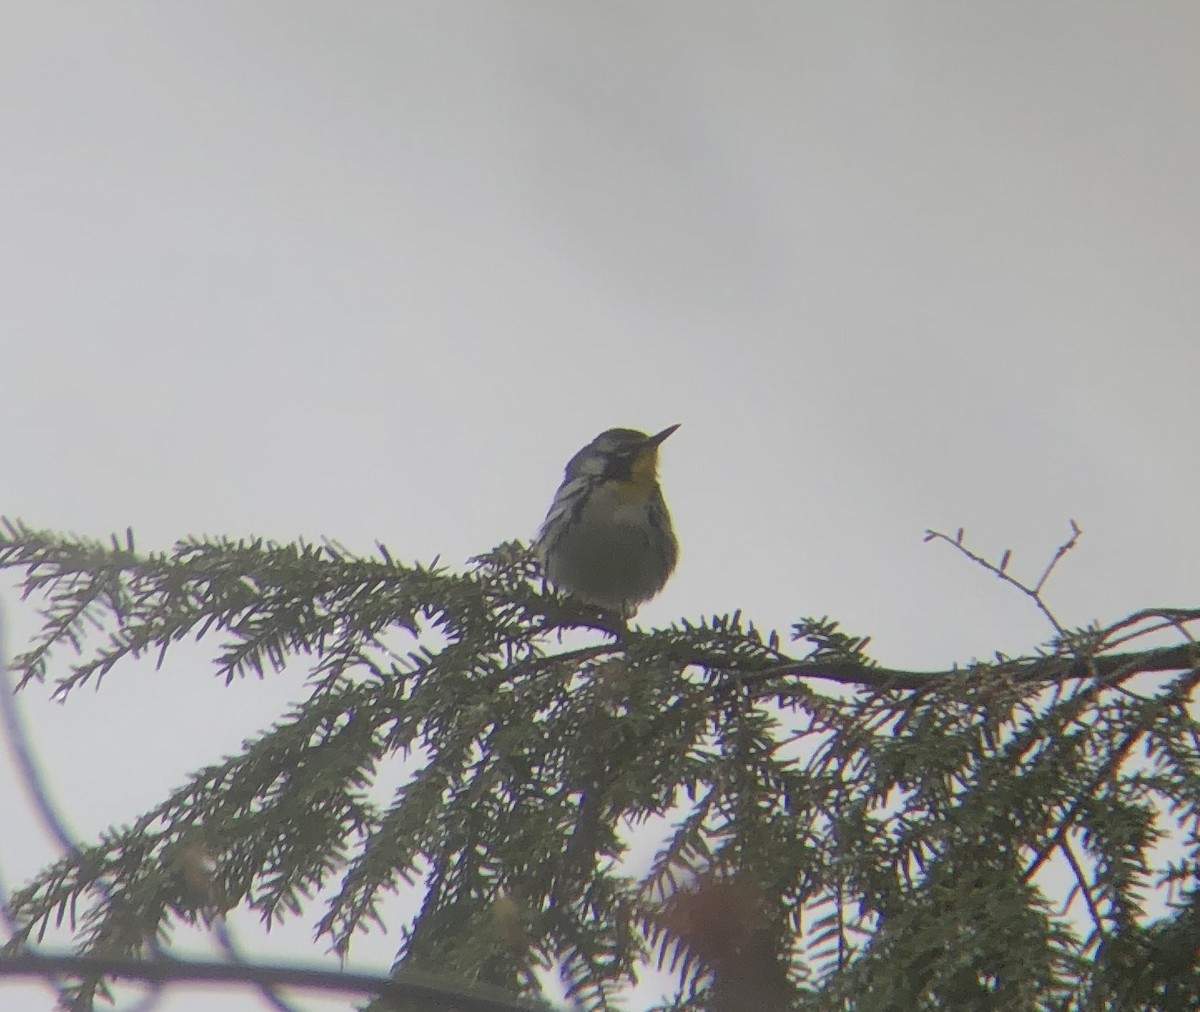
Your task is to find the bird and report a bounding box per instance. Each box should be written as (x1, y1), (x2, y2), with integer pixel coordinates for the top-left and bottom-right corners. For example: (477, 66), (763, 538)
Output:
(535, 425), (680, 616)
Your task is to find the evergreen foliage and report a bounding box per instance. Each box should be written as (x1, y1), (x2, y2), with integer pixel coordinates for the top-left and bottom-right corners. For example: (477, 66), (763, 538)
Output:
(1, 517), (1198, 1010)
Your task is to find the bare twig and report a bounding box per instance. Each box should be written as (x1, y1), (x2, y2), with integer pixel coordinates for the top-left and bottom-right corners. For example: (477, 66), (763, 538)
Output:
(924, 522), (1082, 635)
(1034, 519), (1083, 595)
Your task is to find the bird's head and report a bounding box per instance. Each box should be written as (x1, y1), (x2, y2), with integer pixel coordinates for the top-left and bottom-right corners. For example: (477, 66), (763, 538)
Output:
(564, 424), (680, 496)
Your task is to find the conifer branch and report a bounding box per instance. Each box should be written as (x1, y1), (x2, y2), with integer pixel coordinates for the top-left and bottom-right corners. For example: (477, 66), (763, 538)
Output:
(2, 518), (1198, 1009)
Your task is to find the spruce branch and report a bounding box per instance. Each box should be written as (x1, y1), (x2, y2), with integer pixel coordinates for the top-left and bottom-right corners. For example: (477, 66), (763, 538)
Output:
(1, 517), (1199, 1009)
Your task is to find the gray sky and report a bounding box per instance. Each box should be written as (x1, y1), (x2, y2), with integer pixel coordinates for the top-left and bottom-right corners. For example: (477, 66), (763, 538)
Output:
(3, 4), (1199, 1009)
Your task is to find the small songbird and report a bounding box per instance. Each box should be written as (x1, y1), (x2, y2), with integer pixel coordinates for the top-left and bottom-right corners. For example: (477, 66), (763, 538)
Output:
(535, 425), (680, 616)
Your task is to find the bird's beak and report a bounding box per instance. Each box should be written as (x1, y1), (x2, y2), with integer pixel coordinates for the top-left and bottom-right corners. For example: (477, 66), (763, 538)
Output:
(646, 424), (681, 447)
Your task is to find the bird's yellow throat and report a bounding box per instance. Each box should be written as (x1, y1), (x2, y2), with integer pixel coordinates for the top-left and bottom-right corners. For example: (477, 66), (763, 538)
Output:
(614, 448), (660, 502)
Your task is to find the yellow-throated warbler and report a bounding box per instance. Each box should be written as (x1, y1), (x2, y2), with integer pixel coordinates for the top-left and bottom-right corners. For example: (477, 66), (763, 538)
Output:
(535, 425), (680, 616)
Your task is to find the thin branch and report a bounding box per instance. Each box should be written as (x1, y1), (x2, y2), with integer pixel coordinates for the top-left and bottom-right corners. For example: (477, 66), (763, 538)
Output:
(739, 640), (1200, 693)
(0, 952), (550, 1011)
(1, 628), (89, 858)
(213, 918), (301, 1012)
(1060, 835), (1105, 946)
(1034, 518), (1083, 594)
(1101, 608), (1200, 650)
(924, 522), (1082, 635)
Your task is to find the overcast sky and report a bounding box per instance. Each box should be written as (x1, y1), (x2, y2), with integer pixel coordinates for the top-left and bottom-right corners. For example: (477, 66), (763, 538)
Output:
(3, 4), (1199, 1010)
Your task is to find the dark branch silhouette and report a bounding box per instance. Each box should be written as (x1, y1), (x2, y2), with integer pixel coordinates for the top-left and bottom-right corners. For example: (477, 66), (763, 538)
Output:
(0, 953), (547, 1012)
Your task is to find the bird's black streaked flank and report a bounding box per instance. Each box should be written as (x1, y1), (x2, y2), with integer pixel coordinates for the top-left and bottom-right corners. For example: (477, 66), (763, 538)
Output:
(535, 425), (680, 617)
